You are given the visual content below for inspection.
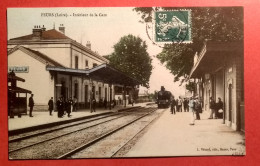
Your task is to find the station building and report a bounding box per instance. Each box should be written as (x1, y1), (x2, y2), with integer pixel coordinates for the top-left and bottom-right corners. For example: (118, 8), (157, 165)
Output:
(189, 41), (244, 131)
(8, 25), (139, 111)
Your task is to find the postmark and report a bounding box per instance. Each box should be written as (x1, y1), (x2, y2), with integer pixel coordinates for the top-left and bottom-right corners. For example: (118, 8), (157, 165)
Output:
(155, 10), (191, 43)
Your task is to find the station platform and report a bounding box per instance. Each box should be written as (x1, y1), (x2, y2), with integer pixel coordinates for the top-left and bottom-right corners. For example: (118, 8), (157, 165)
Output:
(8, 103), (150, 131)
(125, 108), (246, 157)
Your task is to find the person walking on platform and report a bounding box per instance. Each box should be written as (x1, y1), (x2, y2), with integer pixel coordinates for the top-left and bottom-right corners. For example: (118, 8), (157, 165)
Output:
(208, 97), (216, 119)
(28, 94), (34, 117)
(48, 97), (54, 116)
(171, 97), (176, 114)
(67, 97), (73, 117)
(189, 97), (195, 125)
(91, 98), (96, 113)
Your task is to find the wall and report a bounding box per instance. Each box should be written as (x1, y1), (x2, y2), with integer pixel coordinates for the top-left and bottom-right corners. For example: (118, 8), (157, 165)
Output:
(215, 69), (224, 101)
(8, 43), (71, 68)
(8, 49), (54, 108)
(71, 45), (106, 69)
(225, 56), (239, 130)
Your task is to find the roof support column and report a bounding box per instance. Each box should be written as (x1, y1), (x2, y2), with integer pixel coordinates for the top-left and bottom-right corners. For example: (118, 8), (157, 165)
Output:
(89, 78), (92, 112)
(124, 85), (126, 108)
(109, 84), (112, 110)
(54, 72), (58, 111)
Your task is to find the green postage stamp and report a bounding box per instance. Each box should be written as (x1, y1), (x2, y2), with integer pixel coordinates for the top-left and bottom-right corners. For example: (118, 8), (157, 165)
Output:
(155, 10), (191, 43)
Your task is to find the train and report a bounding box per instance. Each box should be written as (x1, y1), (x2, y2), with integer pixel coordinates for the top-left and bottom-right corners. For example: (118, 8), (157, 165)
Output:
(157, 86), (173, 108)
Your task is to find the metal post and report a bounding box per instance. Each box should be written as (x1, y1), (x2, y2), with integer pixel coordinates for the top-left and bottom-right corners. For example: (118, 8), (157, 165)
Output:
(109, 84), (112, 110)
(89, 78), (92, 112)
(124, 85), (126, 108)
(222, 67), (226, 124)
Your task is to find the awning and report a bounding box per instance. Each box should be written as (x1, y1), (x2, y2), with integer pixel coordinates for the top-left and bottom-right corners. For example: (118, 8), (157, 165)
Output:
(46, 63), (141, 86)
(8, 86), (32, 94)
(8, 74), (25, 82)
(46, 66), (88, 76)
(87, 64), (141, 86)
(190, 41), (243, 78)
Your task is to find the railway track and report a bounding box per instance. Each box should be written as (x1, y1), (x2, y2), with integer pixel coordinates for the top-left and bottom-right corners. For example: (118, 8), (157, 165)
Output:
(9, 106), (160, 159)
(9, 107), (142, 143)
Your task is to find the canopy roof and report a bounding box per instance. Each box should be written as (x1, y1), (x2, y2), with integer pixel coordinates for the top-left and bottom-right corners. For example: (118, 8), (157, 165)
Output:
(190, 41), (243, 78)
(8, 86), (32, 94)
(8, 74), (25, 82)
(46, 63), (141, 86)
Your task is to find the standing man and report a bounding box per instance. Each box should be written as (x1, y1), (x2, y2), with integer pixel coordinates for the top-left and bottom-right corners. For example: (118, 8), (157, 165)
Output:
(28, 94), (34, 117)
(194, 97), (201, 120)
(208, 97), (216, 119)
(48, 97), (54, 116)
(177, 96), (183, 112)
(183, 98), (189, 112)
(189, 97), (195, 125)
(68, 97), (73, 117)
(171, 97), (176, 114)
(56, 97), (64, 118)
(91, 98), (96, 113)
(216, 97), (224, 119)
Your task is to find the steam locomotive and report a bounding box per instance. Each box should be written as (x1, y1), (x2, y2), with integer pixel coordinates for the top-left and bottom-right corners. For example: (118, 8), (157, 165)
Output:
(157, 86), (172, 108)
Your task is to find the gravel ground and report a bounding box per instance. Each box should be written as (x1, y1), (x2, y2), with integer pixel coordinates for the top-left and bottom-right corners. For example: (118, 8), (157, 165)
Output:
(69, 108), (160, 158)
(9, 114), (125, 152)
(9, 109), (151, 159)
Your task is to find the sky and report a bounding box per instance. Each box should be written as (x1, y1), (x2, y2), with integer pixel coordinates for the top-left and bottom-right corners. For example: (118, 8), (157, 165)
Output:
(7, 7), (186, 97)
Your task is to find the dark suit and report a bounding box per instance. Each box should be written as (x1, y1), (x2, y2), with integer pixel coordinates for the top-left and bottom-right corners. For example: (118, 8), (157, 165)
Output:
(29, 96), (34, 117)
(91, 99), (96, 112)
(56, 99), (64, 118)
(171, 100), (176, 114)
(48, 99), (54, 115)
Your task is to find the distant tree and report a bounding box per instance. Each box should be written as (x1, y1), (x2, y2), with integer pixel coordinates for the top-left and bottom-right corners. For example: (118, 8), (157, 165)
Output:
(108, 34), (153, 88)
(134, 7), (243, 83)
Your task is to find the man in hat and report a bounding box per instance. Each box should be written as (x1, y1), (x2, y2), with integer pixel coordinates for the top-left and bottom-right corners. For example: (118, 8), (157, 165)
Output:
(28, 94), (34, 117)
(48, 97), (54, 116)
(208, 97), (216, 119)
(188, 97), (195, 125)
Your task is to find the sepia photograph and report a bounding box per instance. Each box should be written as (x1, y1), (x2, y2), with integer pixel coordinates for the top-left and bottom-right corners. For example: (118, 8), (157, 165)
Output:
(7, 7), (245, 159)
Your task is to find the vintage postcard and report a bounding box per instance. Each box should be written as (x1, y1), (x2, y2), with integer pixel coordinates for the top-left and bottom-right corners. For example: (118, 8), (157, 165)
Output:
(7, 7), (245, 160)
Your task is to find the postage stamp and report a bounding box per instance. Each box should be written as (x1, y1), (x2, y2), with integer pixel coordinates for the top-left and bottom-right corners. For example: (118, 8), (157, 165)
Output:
(154, 10), (191, 43)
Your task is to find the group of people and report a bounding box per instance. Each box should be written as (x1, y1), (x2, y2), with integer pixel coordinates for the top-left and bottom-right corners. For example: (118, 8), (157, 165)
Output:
(48, 96), (77, 118)
(28, 94), (120, 118)
(170, 96), (192, 114)
(169, 95), (224, 126)
(209, 97), (224, 119)
(189, 97), (223, 125)
(98, 98), (117, 110)
(189, 97), (203, 125)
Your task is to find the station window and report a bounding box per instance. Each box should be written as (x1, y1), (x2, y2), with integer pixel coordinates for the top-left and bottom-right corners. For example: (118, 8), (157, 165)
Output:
(75, 56), (78, 69)
(93, 63), (97, 68)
